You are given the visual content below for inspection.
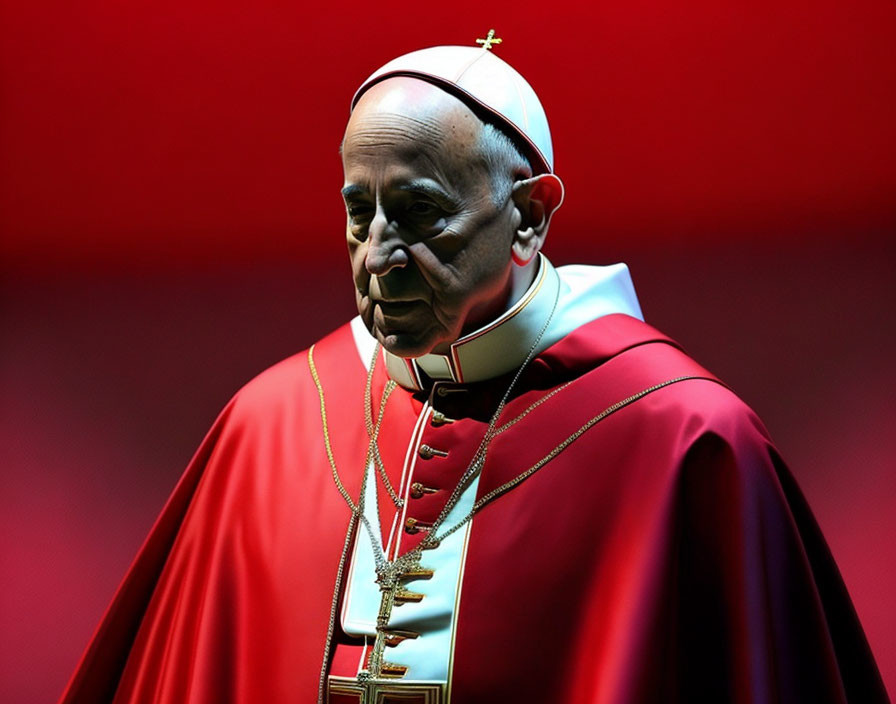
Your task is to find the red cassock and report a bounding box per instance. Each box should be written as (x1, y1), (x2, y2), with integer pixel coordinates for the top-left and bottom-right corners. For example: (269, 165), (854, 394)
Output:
(59, 314), (888, 703)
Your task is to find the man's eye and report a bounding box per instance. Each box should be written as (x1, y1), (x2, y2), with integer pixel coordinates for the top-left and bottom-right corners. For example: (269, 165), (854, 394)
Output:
(407, 201), (437, 216)
(347, 204), (372, 219)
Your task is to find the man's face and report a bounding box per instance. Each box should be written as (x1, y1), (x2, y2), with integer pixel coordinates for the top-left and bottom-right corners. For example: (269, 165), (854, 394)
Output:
(341, 78), (519, 358)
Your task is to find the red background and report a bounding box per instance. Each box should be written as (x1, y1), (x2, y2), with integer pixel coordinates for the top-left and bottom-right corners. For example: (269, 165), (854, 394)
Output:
(1, 0), (893, 701)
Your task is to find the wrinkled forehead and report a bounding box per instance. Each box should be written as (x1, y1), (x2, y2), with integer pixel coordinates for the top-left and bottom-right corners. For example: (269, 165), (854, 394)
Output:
(343, 77), (483, 159)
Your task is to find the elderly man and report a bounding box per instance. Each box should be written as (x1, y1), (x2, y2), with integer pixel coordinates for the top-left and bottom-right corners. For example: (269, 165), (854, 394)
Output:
(61, 39), (886, 704)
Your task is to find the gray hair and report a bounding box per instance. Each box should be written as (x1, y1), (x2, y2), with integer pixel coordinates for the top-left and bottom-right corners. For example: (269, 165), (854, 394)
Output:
(476, 122), (533, 206)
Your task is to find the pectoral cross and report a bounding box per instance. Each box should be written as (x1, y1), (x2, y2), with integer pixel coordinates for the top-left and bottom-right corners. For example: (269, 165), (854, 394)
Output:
(366, 570), (400, 679)
(357, 561), (426, 693)
(475, 29), (502, 50)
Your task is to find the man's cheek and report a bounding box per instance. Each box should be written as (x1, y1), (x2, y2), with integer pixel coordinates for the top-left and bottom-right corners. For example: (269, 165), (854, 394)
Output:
(350, 253), (371, 293)
(355, 291), (375, 330)
(347, 237), (366, 269)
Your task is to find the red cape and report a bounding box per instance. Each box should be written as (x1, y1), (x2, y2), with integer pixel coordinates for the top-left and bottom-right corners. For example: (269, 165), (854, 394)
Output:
(60, 314), (888, 703)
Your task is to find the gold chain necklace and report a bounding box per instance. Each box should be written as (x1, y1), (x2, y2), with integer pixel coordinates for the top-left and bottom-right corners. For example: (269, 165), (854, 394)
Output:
(363, 357), (403, 510)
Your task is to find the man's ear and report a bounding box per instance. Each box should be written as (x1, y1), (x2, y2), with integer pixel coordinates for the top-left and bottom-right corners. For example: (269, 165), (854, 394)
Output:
(509, 173), (565, 265)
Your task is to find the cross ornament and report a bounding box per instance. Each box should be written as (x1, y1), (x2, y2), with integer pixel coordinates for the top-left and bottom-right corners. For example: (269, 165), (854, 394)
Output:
(367, 570), (400, 678)
(475, 29), (502, 50)
(355, 557), (421, 697)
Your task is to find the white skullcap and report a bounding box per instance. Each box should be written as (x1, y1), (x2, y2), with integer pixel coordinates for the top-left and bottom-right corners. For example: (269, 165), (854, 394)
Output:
(351, 45), (555, 175)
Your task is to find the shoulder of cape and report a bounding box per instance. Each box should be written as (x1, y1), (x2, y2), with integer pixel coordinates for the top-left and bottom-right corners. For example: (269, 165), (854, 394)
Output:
(474, 315), (783, 512)
(557, 314), (775, 449)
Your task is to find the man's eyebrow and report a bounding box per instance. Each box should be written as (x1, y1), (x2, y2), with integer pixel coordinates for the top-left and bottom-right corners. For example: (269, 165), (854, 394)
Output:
(341, 185), (367, 199)
(397, 180), (460, 207)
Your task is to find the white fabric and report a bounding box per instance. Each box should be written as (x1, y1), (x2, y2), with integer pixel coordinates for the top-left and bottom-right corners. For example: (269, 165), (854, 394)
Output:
(351, 45), (555, 175)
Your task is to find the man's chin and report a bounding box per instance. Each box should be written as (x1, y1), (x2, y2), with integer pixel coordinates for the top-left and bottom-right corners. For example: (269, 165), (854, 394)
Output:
(364, 306), (448, 358)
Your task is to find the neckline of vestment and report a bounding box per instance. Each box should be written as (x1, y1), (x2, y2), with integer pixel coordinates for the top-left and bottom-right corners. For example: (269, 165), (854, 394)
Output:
(358, 253), (644, 391)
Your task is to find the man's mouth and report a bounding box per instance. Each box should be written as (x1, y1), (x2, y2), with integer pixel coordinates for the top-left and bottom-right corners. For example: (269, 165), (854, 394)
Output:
(371, 297), (426, 317)
(375, 299), (419, 312)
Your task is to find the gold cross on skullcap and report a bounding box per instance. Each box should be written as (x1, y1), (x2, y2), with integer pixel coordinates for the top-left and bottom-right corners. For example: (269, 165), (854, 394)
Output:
(475, 29), (502, 50)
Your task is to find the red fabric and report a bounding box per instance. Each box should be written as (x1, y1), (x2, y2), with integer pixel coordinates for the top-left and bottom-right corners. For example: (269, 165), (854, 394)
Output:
(59, 314), (888, 703)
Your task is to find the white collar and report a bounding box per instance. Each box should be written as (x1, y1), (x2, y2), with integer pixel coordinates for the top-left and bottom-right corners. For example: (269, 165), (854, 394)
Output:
(349, 254), (644, 391)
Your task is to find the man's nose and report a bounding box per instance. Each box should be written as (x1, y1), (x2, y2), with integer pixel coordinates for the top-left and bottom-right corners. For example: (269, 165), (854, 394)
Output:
(365, 208), (409, 276)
